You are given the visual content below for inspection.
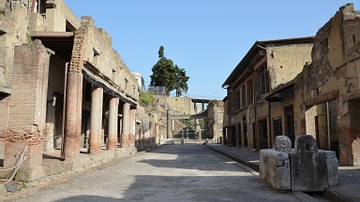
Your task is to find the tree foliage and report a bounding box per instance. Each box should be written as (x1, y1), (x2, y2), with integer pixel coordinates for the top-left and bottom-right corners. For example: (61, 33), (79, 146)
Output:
(150, 46), (189, 96)
(174, 65), (189, 97)
(139, 92), (155, 107)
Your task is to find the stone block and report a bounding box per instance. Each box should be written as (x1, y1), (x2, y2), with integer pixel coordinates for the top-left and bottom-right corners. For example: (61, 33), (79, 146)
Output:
(260, 149), (291, 190)
(15, 165), (45, 182)
(322, 150), (338, 186)
(290, 135), (328, 192)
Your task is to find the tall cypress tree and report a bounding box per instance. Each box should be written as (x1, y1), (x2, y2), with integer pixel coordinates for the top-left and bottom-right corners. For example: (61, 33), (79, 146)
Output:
(150, 46), (189, 96)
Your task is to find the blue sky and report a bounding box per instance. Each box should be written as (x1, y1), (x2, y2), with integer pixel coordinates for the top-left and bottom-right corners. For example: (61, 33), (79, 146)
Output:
(63, 1), (359, 100)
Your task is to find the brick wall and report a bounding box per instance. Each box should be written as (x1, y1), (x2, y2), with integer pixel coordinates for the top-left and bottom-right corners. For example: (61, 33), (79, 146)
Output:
(10, 40), (50, 131)
(4, 40), (50, 168)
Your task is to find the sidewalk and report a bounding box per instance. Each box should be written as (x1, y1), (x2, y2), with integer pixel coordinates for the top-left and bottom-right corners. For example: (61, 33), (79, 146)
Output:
(205, 143), (360, 202)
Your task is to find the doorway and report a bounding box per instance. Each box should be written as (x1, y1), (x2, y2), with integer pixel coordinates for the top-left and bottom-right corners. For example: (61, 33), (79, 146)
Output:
(284, 105), (294, 147)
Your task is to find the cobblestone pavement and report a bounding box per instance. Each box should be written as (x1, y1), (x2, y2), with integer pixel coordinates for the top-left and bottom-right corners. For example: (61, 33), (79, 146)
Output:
(4, 144), (307, 202)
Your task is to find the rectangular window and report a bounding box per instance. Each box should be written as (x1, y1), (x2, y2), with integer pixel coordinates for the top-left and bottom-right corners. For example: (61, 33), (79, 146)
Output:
(260, 64), (268, 95)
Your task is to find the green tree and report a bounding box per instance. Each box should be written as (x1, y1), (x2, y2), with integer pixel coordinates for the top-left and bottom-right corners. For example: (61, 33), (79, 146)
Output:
(174, 65), (189, 97)
(139, 92), (155, 107)
(150, 46), (189, 96)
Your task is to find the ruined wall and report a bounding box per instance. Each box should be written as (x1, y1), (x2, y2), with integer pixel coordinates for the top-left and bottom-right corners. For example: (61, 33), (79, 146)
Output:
(164, 96), (196, 115)
(4, 40), (50, 172)
(43, 0), (80, 32)
(301, 3), (360, 165)
(9, 40), (50, 134)
(29, 12), (46, 31)
(207, 101), (224, 142)
(78, 16), (138, 104)
(0, 1), (35, 135)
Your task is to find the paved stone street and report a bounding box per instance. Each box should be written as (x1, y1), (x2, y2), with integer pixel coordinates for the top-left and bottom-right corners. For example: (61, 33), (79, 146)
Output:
(5, 144), (303, 202)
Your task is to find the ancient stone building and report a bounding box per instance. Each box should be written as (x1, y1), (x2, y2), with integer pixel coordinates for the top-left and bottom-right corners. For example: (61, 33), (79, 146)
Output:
(207, 100), (224, 143)
(294, 3), (360, 166)
(223, 3), (360, 166)
(222, 37), (314, 150)
(0, 0), (157, 182)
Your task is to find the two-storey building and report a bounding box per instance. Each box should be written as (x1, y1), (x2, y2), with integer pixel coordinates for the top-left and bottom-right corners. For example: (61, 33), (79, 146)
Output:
(222, 37), (313, 150)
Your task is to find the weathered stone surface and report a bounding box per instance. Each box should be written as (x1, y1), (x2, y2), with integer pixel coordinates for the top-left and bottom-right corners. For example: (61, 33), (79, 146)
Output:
(274, 135), (292, 153)
(43, 162), (65, 176)
(290, 135), (328, 191)
(260, 149), (291, 190)
(261, 135), (338, 191)
(322, 150), (339, 186)
(15, 165), (45, 182)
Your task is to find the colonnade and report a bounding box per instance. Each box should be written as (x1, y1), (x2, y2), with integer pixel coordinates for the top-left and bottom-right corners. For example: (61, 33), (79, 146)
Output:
(63, 72), (136, 160)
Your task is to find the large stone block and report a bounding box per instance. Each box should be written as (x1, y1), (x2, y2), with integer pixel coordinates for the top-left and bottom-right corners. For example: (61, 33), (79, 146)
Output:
(322, 150), (338, 186)
(260, 149), (291, 190)
(260, 136), (292, 190)
(260, 135), (338, 192)
(290, 135), (328, 192)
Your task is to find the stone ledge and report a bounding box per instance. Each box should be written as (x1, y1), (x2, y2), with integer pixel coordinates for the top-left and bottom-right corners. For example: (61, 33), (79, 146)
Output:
(0, 24), (11, 35)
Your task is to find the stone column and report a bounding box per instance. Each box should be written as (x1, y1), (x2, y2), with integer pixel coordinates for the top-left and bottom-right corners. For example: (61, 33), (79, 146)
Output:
(64, 71), (83, 159)
(121, 103), (130, 148)
(129, 108), (136, 147)
(89, 87), (103, 154)
(107, 97), (119, 151)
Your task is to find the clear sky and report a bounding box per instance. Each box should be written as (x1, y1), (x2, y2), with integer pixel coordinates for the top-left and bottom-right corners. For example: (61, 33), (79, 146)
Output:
(63, 0), (360, 100)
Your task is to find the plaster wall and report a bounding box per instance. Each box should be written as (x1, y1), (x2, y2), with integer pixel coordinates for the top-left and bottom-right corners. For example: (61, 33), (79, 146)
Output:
(270, 44), (313, 89)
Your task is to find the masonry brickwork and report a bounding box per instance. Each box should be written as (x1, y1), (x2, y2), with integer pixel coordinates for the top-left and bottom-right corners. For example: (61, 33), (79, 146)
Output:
(4, 40), (51, 181)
